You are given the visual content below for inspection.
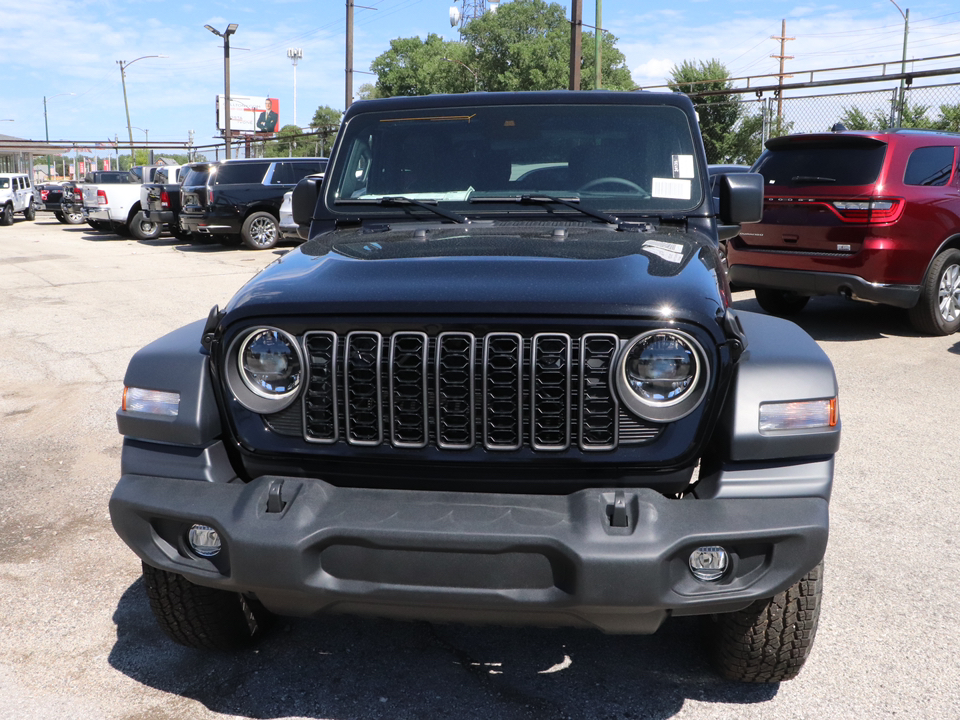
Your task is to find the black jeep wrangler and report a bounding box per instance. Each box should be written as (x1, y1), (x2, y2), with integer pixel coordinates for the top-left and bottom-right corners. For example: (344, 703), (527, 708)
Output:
(110, 91), (840, 683)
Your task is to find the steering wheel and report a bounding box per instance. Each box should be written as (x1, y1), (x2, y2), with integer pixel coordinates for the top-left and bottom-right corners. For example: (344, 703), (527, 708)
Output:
(578, 177), (648, 196)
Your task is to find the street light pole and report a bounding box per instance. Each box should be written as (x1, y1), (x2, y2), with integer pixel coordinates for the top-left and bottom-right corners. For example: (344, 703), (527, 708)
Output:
(117, 56), (166, 167)
(441, 57), (479, 91)
(206, 24), (239, 159)
(889, 1), (910, 126)
(288, 48), (303, 127)
(43, 93), (74, 180)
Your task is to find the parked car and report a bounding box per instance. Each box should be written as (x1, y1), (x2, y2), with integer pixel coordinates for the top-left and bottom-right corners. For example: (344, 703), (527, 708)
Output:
(140, 164), (193, 240)
(81, 165), (178, 239)
(279, 172), (323, 243)
(37, 182), (83, 224)
(727, 128), (960, 335)
(179, 157), (326, 250)
(110, 91), (841, 683)
(59, 181), (85, 224)
(708, 164), (750, 279)
(0, 173), (38, 225)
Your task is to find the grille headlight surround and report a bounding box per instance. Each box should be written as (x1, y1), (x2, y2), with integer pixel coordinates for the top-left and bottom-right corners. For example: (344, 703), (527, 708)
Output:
(614, 329), (710, 423)
(225, 326), (304, 414)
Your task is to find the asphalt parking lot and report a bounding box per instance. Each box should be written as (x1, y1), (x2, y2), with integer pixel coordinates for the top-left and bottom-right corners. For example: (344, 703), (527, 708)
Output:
(1, 216), (959, 720)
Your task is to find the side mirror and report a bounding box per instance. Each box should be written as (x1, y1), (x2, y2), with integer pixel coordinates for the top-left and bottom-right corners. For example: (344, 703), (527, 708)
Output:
(292, 174), (324, 238)
(717, 172), (763, 225)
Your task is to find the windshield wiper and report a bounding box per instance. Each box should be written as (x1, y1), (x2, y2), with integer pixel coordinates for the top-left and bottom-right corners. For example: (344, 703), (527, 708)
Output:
(336, 196), (468, 224)
(791, 175), (836, 183)
(470, 194), (622, 227)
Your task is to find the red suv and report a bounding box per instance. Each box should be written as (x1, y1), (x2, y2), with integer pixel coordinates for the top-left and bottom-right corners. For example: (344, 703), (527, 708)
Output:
(727, 129), (960, 335)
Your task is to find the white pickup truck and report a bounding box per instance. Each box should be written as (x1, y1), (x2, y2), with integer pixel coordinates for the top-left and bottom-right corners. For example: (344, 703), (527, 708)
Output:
(81, 165), (180, 239)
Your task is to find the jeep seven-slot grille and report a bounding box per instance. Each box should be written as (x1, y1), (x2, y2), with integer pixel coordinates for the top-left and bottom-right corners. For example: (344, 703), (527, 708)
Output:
(296, 331), (659, 451)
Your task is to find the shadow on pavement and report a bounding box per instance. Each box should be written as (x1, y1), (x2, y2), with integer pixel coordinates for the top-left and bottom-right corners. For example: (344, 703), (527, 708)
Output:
(731, 291), (919, 342)
(110, 579), (777, 720)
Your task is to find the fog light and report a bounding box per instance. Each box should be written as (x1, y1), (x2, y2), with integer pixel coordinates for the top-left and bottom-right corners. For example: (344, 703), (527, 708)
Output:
(188, 524), (221, 558)
(689, 546), (728, 581)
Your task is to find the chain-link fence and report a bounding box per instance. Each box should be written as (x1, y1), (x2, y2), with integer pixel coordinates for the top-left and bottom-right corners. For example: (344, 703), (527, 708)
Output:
(688, 80), (960, 165)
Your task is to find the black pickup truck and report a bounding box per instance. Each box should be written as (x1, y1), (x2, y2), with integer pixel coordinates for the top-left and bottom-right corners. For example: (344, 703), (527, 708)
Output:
(141, 163), (209, 241)
(179, 157), (326, 250)
(111, 91), (839, 683)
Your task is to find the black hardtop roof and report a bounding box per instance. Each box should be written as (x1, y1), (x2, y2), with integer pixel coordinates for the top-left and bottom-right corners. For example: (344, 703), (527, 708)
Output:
(217, 156), (326, 164)
(344, 90), (696, 120)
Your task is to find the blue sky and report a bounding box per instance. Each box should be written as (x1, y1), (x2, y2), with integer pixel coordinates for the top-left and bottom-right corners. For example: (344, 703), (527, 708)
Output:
(3, 0), (959, 154)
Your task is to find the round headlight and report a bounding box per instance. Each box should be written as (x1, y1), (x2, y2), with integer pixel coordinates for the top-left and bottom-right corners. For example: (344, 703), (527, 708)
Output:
(615, 330), (709, 423)
(225, 327), (304, 413)
(239, 329), (302, 398)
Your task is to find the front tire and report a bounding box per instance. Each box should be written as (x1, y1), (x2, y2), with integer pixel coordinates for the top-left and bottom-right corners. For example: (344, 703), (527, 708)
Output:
(241, 211), (279, 250)
(708, 561), (823, 683)
(0, 203), (13, 226)
(141, 562), (273, 650)
(908, 248), (960, 335)
(128, 211), (161, 240)
(754, 288), (810, 317)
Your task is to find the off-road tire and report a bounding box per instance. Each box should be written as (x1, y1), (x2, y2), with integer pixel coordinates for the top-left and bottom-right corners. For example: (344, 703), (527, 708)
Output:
(128, 211), (161, 241)
(908, 248), (960, 336)
(24, 201), (36, 221)
(0, 204), (13, 226)
(754, 288), (810, 317)
(141, 562), (272, 650)
(707, 561), (823, 683)
(241, 211), (279, 250)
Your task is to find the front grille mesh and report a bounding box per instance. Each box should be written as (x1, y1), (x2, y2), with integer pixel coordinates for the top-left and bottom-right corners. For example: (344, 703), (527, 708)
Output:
(291, 330), (660, 452)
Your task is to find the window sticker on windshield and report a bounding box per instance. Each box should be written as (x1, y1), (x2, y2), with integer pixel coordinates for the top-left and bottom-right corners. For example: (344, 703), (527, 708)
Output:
(672, 155), (695, 179)
(652, 177), (691, 200)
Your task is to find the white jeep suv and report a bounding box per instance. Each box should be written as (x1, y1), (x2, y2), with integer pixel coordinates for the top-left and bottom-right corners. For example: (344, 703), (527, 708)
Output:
(0, 173), (38, 225)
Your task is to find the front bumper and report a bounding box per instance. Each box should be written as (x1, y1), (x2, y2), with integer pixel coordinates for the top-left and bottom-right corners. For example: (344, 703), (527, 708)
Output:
(110, 471), (829, 634)
(729, 264), (920, 308)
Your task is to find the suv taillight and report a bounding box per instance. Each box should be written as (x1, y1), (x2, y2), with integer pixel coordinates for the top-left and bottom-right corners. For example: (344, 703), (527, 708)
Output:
(160, 190), (170, 209)
(207, 187), (214, 205)
(41, 189), (48, 201)
(830, 198), (905, 224)
(97, 189), (108, 205)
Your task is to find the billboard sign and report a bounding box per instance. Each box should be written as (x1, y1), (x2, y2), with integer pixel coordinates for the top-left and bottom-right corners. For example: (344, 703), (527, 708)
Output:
(216, 95), (280, 134)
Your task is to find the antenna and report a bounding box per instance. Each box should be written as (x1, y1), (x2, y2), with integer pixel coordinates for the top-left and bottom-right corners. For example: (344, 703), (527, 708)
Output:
(449, 0), (488, 35)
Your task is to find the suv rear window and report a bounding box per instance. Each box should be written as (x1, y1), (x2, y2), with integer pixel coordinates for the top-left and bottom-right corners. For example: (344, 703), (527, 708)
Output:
(215, 162), (271, 185)
(271, 161), (327, 185)
(755, 138), (887, 186)
(904, 146), (956, 186)
(182, 167), (212, 186)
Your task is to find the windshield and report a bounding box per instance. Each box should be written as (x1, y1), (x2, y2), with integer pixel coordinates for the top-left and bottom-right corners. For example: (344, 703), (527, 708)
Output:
(329, 103), (703, 216)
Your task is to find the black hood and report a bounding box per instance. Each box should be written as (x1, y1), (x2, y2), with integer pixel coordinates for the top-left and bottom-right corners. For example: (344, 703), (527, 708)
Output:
(223, 223), (727, 328)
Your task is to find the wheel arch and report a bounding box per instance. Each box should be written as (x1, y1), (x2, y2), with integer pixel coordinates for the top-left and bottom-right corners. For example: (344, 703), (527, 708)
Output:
(125, 201), (144, 226)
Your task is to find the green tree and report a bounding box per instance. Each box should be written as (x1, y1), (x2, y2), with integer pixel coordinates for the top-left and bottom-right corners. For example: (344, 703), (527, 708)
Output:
(934, 102), (960, 132)
(668, 59), (756, 164)
(310, 105), (343, 157)
(369, 0), (634, 97)
(838, 106), (876, 131)
(264, 124), (311, 158)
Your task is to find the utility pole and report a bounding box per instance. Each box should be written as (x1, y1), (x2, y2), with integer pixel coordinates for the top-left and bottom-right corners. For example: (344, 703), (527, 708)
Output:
(569, 0), (582, 91)
(205, 25), (238, 159)
(770, 20), (794, 125)
(346, 0), (354, 110)
(288, 48), (303, 126)
(889, 1), (910, 126)
(594, 0), (602, 89)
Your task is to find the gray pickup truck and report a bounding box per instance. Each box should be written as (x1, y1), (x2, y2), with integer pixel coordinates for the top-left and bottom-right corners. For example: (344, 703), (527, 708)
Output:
(110, 91), (840, 683)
